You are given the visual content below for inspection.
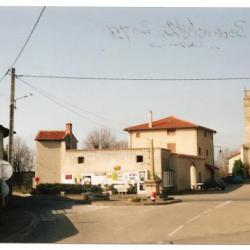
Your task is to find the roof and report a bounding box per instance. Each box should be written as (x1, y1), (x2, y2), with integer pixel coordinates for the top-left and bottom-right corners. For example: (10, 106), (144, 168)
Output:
(124, 116), (216, 133)
(227, 152), (240, 160)
(205, 164), (219, 171)
(35, 130), (67, 141)
(170, 152), (205, 160)
(0, 125), (12, 138)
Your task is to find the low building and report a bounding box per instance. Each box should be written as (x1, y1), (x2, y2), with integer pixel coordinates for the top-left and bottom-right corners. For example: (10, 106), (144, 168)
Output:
(227, 152), (241, 175)
(35, 117), (218, 194)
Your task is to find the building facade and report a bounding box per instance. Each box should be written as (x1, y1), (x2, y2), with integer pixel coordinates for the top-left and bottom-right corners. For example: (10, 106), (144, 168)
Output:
(35, 117), (217, 194)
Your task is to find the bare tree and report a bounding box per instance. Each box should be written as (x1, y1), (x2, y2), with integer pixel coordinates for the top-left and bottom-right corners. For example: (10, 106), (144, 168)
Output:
(113, 140), (128, 149)
(84, 128), (116, 149)
(5, 136), (34, 172)
(84, 128), (127, 149)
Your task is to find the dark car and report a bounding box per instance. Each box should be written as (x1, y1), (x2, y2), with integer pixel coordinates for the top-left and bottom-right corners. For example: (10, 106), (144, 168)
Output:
(199, 177), (226, 191)
(222, 175), (243, 184)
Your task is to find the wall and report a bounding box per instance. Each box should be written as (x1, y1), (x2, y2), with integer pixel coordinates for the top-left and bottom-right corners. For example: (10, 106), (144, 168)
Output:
(169, 154), (206, 191)
(197, 129), (215, 165)
(35, 140), (64, 183)
(228, 154), (241, 174)
(244, 90), (250, 145)
(61, 148), (164, 177)
(128, 129), (198, 156)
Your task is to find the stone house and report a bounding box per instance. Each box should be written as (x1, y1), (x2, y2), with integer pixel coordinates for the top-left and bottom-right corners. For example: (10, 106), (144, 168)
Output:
(35, 116), (218, 194)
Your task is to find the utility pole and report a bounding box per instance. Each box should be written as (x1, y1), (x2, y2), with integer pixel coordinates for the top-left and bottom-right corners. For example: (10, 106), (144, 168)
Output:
(8, 68), (15, 165)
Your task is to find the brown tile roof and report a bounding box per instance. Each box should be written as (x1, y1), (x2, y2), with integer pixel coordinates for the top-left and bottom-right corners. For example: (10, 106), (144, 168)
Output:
(227, 152), (240, 160)
(124, 116), (216, 133)
(35, 130), (67, 141)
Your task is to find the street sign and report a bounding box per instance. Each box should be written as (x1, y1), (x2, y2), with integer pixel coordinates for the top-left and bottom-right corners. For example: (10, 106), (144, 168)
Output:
(0, 160), (13, 181)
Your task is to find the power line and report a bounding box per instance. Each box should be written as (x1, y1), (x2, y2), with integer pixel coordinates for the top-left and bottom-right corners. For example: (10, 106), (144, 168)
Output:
(16, 76), (128, 127)
(16, 77), (127, 135)
(16, 74), (250, 81)
(10, 7), (46, 68)
(0, 7), (46, 84)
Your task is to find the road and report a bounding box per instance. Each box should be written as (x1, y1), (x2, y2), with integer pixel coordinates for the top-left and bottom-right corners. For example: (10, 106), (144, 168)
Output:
(15, 181), (250, 244)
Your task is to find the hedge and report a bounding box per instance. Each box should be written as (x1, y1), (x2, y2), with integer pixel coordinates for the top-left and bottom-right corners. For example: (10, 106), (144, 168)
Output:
(35, 183), (103, 195)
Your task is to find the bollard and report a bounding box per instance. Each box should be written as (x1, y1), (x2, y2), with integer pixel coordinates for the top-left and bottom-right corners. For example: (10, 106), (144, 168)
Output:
(150, 191), (157, 202)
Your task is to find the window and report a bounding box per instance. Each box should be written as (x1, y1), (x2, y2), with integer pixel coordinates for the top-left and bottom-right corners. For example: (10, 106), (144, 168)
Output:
(136, 132), (141, 138)
(65, 174), (72, 180)
(204, 131), (207, 137)
(198, 147), (201, 156)
(167, 143), (176, 153)
(136, 155), (143, 162)
(78, 156), (84, 164)
(206, 149), (208, 156)
(167, 129), (176, 135)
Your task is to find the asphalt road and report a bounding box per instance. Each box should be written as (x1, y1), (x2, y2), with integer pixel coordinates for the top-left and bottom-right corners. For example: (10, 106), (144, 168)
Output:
(18, 181), (250, 244)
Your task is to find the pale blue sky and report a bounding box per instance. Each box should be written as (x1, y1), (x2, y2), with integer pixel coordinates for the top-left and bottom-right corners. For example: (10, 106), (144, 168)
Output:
(0, 7), (250, 154)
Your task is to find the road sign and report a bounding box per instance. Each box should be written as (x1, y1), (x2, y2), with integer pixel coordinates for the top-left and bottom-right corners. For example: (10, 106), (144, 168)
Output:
(0, 160), (13, 181)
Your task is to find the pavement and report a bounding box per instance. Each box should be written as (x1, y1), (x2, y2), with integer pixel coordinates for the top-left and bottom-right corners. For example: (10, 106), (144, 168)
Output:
(0, 210), (39, 242)
(0, 191), (180, 243)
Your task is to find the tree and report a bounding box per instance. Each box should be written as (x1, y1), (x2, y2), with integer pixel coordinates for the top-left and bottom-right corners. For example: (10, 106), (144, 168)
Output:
(215, 148), (239, 176)
(5, 136), (34, 172)
(84, 128), (127, 149)
(232, 160), (245, 177)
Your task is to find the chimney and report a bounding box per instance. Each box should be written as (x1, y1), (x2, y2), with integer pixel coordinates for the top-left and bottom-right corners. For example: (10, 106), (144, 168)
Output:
(148, 111), (153, 128)
(65, 123), (72, 134)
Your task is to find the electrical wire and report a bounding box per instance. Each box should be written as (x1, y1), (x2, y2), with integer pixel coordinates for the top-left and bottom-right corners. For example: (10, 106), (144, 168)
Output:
(0, 7), (46, 84)
(16, 77), (127, 135)
(10, 7), (46, 68)
(16, 74), (250, 81)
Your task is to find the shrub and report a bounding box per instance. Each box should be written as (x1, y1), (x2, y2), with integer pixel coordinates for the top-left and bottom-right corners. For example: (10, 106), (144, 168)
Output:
(127, 184), (137, 194)
(103, 184), (118, 194)
(232, 160), (246, 177)
(35, 183), (103, 195)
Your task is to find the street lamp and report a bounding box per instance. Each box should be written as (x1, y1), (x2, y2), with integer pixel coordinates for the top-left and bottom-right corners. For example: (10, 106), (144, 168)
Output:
(14, 93), (33, 109)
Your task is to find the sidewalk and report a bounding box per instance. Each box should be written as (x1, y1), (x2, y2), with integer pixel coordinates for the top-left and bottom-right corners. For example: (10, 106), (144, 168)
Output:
(0, 210), (39, 243)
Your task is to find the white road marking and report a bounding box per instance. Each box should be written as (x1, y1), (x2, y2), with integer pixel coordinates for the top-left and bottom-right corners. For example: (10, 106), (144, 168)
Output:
(168, 225), (184, 237)
(202, 208), (212, 214)
(215, 201), (232, 209)
(186, 214), (201, 224)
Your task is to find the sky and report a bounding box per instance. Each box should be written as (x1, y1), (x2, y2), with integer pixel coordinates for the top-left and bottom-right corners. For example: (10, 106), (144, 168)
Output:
(0, 6), (250, 156)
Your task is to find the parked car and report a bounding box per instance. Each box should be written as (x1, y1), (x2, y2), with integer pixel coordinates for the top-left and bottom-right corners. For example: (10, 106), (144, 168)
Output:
(199, 177), (226, 191)
(222, 175), (243, 184)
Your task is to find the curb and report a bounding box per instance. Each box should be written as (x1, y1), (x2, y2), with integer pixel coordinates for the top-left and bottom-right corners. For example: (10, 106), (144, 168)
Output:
(143, 199), (182, 206)
(3, 212), (40, 243)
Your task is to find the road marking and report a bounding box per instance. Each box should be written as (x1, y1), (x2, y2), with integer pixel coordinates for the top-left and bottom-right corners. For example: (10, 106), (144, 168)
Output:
(202, 208), (212, 214)
(186, 214), (201, 224)
(168, 225), (184, 237)
(215, 201), (232, 209)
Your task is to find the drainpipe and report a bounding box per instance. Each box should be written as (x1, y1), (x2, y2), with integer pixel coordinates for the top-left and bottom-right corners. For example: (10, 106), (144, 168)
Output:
(150, 139), (155, 180)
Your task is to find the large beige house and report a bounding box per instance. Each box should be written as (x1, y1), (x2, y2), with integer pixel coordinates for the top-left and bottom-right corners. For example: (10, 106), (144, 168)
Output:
(35, 116), (218, 194)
